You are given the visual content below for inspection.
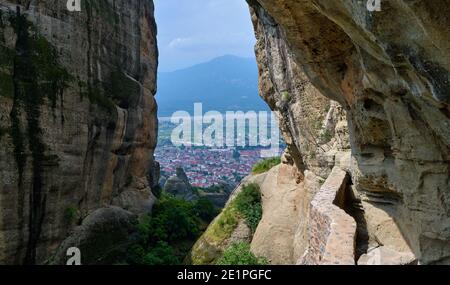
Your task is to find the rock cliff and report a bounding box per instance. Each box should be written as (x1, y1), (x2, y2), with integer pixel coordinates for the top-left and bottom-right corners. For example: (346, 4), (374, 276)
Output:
(247, 0), (450, 264)
(0, 0), (158, 264)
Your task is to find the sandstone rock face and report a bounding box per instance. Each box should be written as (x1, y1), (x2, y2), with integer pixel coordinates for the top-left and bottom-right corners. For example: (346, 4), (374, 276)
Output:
(0, 0), (158, 264)
(248, 0), (450, 264)
(250, 163), (320, 264)
(249, 1), (349, 179)
(247, 0), (351, 263)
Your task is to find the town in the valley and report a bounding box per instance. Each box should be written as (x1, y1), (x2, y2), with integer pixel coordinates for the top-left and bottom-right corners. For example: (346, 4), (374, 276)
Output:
(156, 120), (284, 188)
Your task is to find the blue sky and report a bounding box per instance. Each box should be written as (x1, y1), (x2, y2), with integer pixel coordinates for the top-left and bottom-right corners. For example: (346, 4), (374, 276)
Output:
(154, 0), (256, 72)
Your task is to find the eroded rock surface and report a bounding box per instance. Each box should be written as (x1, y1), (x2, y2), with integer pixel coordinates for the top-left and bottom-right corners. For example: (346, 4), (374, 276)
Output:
(248, 0), (450, 264)
(250, 163), (321, 264)
(0, 0), (158, 264)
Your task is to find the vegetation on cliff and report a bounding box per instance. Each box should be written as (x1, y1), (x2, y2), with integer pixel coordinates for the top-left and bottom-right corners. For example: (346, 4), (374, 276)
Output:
(252, 157), (281, 174)
(206, 183), (262, 243)
(216, 242), (267, 265)
(233, 183), (262, 232)
(1, 10), (72, 264)
(189, 183), (263, 264)
(124, 194), (217, 265)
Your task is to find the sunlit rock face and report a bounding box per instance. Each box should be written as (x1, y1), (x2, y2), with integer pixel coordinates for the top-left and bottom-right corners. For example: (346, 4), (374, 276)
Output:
(248, 0), (450, 264)
(0, 0), (158, 264)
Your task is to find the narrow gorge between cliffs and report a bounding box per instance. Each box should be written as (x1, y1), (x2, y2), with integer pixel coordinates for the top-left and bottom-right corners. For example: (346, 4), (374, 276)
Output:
(0, 0), (449, 266)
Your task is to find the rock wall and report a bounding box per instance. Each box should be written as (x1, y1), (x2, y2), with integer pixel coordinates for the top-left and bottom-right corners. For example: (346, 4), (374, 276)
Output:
(299, 167), (355, 265)
(248, 0), (450, 264)
(247, 0), (352, 264)
(0, 0), (158, 264)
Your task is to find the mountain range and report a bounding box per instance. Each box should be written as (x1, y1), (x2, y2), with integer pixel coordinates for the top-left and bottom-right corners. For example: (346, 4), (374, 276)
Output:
(156, 55), (270, 117)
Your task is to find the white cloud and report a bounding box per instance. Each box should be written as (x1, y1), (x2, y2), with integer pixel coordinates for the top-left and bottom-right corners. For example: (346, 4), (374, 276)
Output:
(168, 37), (194, 49)
(168, 33), (253, 51)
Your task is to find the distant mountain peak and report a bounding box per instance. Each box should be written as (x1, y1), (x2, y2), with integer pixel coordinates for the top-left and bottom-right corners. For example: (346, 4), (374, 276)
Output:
(156, 55), (268, 117)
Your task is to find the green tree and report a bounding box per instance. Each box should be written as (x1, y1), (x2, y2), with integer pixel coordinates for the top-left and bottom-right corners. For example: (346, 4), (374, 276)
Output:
(148, 196), (199, 243)
(193, 198), (218, 222)
(142, 241), (179, 265)
(125, 194), (214, 265)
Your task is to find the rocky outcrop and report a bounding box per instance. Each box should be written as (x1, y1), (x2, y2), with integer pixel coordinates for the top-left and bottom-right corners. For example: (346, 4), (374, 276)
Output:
(164, 167), (196, 201)
(250, 162), (318, 264)
(163, 168), (233, 208)
(49, 206), (137, 265)
(197, 182), (234, 209)
(0, 0), (158, 264)
(248, 0), (450, 264)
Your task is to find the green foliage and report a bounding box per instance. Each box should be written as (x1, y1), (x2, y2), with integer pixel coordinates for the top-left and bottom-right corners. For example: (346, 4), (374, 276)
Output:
(125, 194), (216, 265)
(195, 184), (226, 194)
(234, 183), (262, 232)
(142, 242), (179, 265)
(128, 241), (179, 265)
(252, 157), (281, 174)
(200, 183), (263, 253)
(32, 35), (73, 109)
(189, 184), (263, 264)
(208, 204), (239, 243)
(216, 242), (268, 265)
(6, 12), (71, 192)
(193, 198), (219, 221)
(148, 195), (200, 243)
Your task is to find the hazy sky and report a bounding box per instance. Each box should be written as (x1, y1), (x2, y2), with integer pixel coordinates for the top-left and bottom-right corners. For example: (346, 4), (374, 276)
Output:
(154, 0), (256, 72)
